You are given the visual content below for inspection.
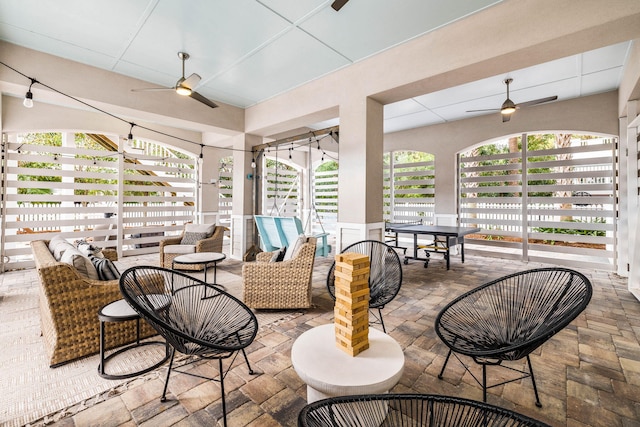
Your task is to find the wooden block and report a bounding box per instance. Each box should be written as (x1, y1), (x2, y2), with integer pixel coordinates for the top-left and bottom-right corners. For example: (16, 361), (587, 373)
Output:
(334, 269), (370, 283)
(335, 253), (370, 265)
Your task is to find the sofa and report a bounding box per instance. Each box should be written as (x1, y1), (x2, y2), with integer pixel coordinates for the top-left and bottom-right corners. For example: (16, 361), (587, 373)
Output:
(30, 239), (157, 367)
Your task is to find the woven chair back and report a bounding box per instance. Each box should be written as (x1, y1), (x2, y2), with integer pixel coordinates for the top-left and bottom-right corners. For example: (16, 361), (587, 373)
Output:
(435, 267), (592, 361)
(298, 393), (551, 426)
(120, 266), (258, 357)
(327, 240), (402, 309)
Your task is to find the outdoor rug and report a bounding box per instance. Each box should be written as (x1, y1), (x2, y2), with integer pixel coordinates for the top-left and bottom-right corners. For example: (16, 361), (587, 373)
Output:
(0, 254), (304, 427)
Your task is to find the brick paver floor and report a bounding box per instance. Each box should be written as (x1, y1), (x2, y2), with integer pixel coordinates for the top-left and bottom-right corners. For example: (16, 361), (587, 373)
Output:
(24, 252), (640, 426)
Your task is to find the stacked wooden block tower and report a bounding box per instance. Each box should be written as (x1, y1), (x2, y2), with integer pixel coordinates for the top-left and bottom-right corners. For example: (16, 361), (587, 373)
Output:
(333, 252), (370, 356)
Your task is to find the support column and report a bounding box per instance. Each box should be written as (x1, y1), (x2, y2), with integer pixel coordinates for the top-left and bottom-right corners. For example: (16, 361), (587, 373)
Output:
(60, 132), (76, 232)
(199, 148), (223, 225)
(231, 133), (261, 260)
(336, 97), (384, 250)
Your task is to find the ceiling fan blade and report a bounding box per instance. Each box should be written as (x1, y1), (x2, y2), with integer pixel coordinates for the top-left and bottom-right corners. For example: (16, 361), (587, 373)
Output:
(466, 108), (500, 113)
(331, 0), (349, 11)
(189, 91), (219, 109)
(517, 95), (558, 108)
(131, 87), (173, 92)
(182, 73), (201, 90)
(502, 113), (511, 123)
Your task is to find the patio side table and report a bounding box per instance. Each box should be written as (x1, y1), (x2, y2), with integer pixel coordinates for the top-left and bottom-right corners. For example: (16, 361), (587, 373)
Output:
(98, 298), (170, 379)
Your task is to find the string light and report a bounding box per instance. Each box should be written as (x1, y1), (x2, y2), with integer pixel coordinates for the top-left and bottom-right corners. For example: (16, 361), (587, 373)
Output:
(127, 122), (135, 146)
(0, 60), (255, 155)
(23, 78), (36, 108)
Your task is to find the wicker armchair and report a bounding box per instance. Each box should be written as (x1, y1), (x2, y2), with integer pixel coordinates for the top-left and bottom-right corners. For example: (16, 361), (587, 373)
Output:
(242, 237), (317, 309)
(298, 394), (551, 427)
(327, 240), (402, 333)
(30, 240), (156, 367)
(120, 266), (258, 427)
(435, 268), (592, 407)
(159, 224), (226, 270)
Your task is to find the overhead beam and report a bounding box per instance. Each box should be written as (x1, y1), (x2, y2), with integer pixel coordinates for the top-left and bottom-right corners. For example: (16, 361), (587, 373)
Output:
(253, 125), (339, 152)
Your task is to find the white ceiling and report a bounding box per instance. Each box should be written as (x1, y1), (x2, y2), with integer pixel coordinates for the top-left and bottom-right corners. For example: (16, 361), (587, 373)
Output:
(0, 0), (633, 134)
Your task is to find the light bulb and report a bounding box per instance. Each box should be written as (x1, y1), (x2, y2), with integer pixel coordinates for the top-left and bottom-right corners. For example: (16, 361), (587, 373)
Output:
(176, 85), (192, 96)
(23, 91), (33, 108)
(251, 159), (256, 168)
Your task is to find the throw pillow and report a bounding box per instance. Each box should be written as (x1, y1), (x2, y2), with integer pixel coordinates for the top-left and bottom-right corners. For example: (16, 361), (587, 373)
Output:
(181, 231), (209, 245)
(270, 247), (287, 262)
(283, 235), (309, 261)
(184, 223), (215, 237)
(88, 254), (121, 281)
(60, 247), (100, 280)
(53, 241), (76, 261)
(48, 235), (68, 253)
(75, 239), (104, 258)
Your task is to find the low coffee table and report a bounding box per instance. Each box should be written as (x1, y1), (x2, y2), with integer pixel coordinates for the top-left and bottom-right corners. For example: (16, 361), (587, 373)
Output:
(291, 324), (405, 403)
(172, 252), (226, 287)
(98, 298), (170, 379)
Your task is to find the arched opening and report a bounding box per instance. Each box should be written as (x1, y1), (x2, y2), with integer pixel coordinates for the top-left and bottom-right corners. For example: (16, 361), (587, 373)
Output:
(459, 132), (616, 270)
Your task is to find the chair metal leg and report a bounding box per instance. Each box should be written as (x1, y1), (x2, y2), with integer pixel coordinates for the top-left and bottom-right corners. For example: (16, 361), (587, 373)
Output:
(219, 358), (228, 427)
(161, 348), (176, 402)
(527, 355), (542, 407)
(377, 308), (386, 333)
(241, 348), (256, 375)
(438, 349), (453, 379)
(482, 365), (487, 402)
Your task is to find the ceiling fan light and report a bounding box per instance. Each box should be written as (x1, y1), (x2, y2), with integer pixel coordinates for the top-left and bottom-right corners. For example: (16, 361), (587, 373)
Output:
(501, 98), (516, 115)
(176, 85), (191, 96)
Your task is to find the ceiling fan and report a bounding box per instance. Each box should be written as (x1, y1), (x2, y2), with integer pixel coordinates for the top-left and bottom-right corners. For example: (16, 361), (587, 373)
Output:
(132, 52), (219, 109)
(467, 78), (557, 122)
(331, 0), (349, 11)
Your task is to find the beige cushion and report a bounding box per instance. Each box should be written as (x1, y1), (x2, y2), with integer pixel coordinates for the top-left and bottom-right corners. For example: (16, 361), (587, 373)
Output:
(60, 247), (99, 280)
(48, 235), (68, 256)
(53, 241), (75, 261)
(184, 223), (215, 236)
(283, 235), (309, 261)
(163, 244), (196, 254)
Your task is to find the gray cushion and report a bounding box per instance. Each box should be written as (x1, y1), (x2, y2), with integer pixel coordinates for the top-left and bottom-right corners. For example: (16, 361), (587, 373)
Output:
(60, 247), (99, 280)
(181, 231), (209, 245)
(88, 255), (120, 281)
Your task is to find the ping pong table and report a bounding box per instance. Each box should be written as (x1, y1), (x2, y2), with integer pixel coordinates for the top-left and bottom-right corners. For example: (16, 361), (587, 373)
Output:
(385, 222), (481, 269)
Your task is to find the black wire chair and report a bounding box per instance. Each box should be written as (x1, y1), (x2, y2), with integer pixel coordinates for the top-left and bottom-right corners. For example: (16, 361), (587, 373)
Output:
(298, 393), (551, 426)
(119, 266), (258, 427)
(435, 267), (592, 407)
(327, 240), (402, 333)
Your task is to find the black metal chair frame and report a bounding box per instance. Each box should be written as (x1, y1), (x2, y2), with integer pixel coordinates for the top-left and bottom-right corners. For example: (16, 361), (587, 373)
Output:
(327, 240), (402, 333)
(119, 266), (259, 427)
(298, 393), (551, 426)
(435, 267), (592, 407)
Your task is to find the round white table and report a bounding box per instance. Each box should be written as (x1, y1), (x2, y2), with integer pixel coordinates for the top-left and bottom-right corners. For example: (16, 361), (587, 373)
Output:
(291, 324), (405, 403)
(172, 252), (226, 285)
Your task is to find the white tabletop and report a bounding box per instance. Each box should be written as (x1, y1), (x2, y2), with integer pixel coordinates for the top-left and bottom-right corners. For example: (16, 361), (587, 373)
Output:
(291, 324), (404, 398)
(172, 252), (226, 264)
